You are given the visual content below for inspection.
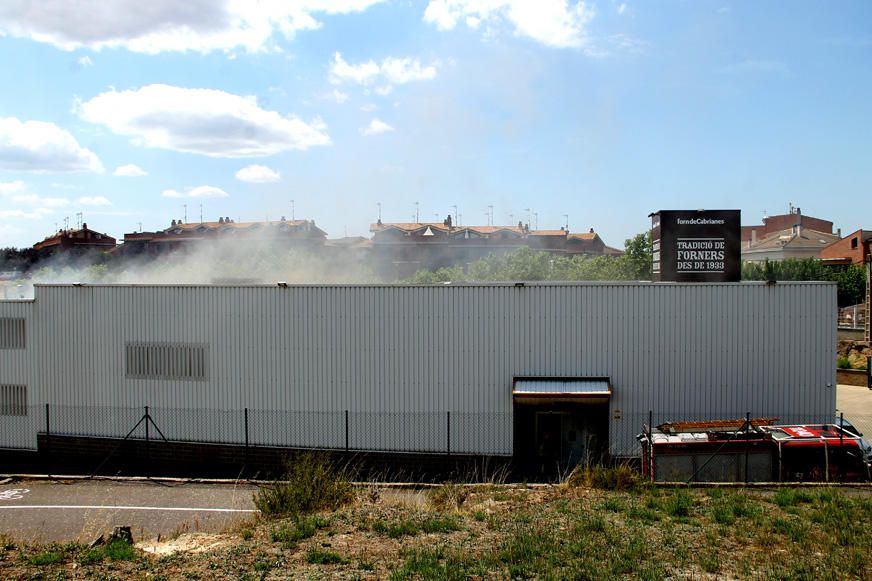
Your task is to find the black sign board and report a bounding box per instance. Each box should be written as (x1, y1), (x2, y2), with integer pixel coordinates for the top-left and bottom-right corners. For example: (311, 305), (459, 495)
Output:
(651, 210), (740, 282)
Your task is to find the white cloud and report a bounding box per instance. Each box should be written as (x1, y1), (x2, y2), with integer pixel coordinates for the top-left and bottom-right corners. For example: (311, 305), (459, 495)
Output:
(360, 103), (378, 112)
(0, 117), (103, 173)
(423, 0), (595, 49)
(0, 0), (387, 54)
(78, 196), (112, 206)
(162, 185), (230, 198)
(326, 89), (350, 104)
(0, 180), (26, 195)
(617, 3), (626, 15)
(235, 164), (281, 183)
(360, 119), (394, 136)
(113, 163), (148, 177)
(78, 55), (93, 66)
(76, 84), (331, 158)
(329, 52), (438, 94)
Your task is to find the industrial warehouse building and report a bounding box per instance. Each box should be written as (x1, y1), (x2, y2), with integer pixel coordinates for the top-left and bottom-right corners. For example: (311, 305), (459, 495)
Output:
(0, 282), (836, 468)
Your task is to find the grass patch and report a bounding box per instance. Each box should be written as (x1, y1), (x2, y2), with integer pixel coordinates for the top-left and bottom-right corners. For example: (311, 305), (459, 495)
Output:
(371, 514), (461, 538)
(773, 488), (815, 508)
(391, 546), (488, 581)
(665, 490), (693, 518)
(305, 548), (348, 565)
(254, 452), (354, 517)
(28, 548), (64, 566)
(270, 515), (330, 548)
(426, 482), (469, 511)
(80, 538), (137, 564)
(566, 464), (641, 491)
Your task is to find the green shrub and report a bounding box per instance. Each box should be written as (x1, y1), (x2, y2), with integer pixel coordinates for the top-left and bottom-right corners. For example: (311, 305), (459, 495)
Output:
(254, 453), (355, 517)
(837, 356), (852, 369)
(305, 548), (348, 565)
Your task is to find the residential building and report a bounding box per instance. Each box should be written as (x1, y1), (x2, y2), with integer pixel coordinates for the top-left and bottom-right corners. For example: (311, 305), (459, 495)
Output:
(369, 216), (621, 279)
(820, 229), (872, 265)
(120, 217), (327, 257)
(32, 224), (117, 259)
(741, 206), (839, 262)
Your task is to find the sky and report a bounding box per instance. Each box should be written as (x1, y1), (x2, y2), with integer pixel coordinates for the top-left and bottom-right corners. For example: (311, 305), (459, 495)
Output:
(0, 0), (870, 249)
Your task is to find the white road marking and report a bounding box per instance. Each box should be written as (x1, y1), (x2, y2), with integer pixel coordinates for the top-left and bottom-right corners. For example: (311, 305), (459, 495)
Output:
(0, 489), (29, 500)
(0, 505), (257, 513)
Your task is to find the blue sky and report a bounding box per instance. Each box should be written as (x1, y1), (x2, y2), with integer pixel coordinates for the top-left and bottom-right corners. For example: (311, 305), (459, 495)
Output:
(0, 0), (870, 249)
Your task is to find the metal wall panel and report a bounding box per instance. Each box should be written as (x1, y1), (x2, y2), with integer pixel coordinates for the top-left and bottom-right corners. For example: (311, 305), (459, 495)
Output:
(0, 301), (38, 449)
(1, 282), (837, 456)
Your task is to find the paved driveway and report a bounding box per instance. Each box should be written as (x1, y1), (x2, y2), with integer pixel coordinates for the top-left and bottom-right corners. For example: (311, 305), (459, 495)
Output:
(838, 384), (872, 437)
(0, 479), (258, 543)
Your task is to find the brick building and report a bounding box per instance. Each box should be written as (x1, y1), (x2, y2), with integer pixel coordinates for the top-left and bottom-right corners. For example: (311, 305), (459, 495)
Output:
(820, 229), (872, 265)
(741, 206), (839, 262)
(32, 224), (117, 259)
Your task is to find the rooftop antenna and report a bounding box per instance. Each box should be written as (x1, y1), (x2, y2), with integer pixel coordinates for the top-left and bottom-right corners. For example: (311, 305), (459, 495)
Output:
(488, 204), (494, 226)
(457, 213), (462, 226)
(451, 204), (458, 222)
(137, 222), (142, 233)
(75, 212), (83, 229)
(533, 212), (538, 230)
(524, 207), (531, 226)
(291, 199), (295, 221)
(199, 204), (203, 224)
(415, 201), (420, 223)
(183, 204), (187, 224)
(508, 212), (514, 224)
(563, 214), (569, 230)
(377, 202), (382, 221)
(63, 216), (70, 230)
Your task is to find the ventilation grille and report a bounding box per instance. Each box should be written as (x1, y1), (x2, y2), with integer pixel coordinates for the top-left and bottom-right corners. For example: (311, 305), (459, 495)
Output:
(125, 343), (208, 381)
(0, 385), (27, 416)
(0, 318), (25, 350)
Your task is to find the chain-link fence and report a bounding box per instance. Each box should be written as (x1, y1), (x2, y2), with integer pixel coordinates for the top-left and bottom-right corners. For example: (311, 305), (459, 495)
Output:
(3, 404), (513, 456)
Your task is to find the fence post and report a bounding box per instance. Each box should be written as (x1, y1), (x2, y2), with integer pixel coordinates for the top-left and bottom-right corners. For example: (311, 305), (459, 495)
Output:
(345, 410), (349, 452)
(839, 411), (844, 482)
(44, 403), (51, 469)
(244, 407), (249, 470)
(744, 412), (750, 484)
(648, 410), (653, 481)
(447, 411), (451, 457)
(144, 406), (150, 477)
(867, 357), (872, 390)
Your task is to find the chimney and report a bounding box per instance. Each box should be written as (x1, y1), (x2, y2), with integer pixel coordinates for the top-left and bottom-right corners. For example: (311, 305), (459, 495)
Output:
(82, 222), (87, 230)
(171, 219), (176, 226)
(751, 229), (757, 245)
(837, 228), (842, 238)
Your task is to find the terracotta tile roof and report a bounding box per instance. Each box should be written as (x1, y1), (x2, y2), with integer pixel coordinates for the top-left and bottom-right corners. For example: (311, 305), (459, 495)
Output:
(568, 232), (599, 241)
(528, 230), (567, 237)
(745, 228), (839, 251)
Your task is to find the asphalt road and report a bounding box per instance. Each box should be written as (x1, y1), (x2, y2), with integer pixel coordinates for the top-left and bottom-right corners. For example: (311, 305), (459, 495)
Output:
(0, 479), (258, 543)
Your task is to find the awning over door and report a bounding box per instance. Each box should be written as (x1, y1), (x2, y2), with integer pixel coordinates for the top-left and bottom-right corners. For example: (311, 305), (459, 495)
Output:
(512, 378), (611, 404)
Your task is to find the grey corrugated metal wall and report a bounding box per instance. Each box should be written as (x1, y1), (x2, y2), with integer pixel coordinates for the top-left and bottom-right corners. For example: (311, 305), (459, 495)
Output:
(0, 300), (39, 449)
(0, 282), (837, 456)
